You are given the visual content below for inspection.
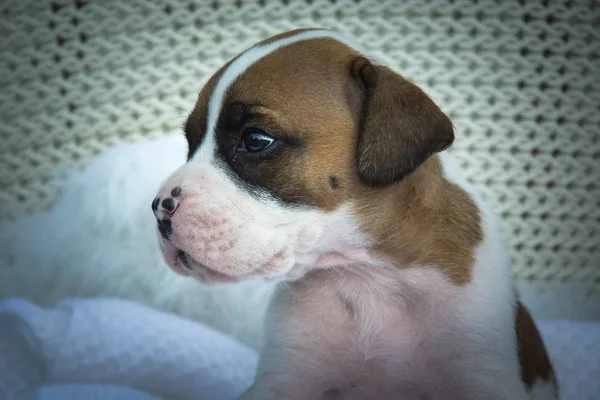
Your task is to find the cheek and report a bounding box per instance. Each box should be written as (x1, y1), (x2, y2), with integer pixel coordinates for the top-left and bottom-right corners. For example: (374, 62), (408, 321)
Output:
(235, 146), (325, 207)
(173, 201), (242, 244)
(156, 163), (361, 281)
(301, 170), (354, 212)
(300, 143), (358, 211)
(162, 168), (314, 275)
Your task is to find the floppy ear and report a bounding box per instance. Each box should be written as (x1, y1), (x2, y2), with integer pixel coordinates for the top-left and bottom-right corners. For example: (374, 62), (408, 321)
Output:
(351, 57), (454, 187)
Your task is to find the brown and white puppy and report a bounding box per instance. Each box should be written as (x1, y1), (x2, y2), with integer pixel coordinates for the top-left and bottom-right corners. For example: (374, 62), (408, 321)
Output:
(152, 29), (558, 400)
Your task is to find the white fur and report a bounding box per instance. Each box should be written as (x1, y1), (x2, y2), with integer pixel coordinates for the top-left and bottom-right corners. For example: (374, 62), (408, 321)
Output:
(529, 380), (559, 400)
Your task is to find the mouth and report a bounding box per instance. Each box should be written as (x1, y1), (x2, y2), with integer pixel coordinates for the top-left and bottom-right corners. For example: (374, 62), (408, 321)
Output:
(157, 224), (294, 284)
(166, 244), (240, 284)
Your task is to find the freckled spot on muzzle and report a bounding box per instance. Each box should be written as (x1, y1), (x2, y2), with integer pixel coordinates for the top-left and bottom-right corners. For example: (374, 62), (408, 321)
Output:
(171, 186), (182, 198)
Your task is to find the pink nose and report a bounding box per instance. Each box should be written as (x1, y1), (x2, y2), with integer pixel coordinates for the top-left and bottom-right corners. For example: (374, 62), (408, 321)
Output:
(152, 186), (181, 218)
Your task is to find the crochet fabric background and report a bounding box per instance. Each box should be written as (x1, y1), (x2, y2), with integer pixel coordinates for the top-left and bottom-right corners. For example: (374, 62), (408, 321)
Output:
(1, 1), (599, 292)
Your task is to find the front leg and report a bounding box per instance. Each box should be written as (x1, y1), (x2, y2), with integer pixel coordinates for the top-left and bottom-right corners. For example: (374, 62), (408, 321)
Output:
(240, 386), (341, 400)
(239, 287), (343, 400)
(238, 357), (334, 400)
(239, 381), (329, 400)
(431, 341), (531, 400)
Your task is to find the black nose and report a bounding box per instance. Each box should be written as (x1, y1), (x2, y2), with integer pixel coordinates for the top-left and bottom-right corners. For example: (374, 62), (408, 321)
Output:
(152, 197), (180, 217)
(161, 197), (175, 212)
(153, 186), (182, 217)
(153, 197), (178, 214)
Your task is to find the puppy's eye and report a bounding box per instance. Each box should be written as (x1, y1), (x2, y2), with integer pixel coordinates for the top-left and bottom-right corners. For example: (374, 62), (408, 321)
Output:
(240, 129), (275, 153)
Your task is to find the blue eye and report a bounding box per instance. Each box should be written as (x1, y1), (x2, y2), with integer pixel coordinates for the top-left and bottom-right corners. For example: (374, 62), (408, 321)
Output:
(240, 130), (275, 153)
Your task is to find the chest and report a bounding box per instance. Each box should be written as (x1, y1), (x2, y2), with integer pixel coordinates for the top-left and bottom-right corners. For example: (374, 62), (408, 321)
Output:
(333, 306), (470, 396)
(279, 268), (476, 396)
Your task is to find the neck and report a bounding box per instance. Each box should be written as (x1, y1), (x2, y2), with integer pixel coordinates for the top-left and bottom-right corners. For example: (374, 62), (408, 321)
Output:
(353, 155), (484, 286)
(289, 259), (457, 330)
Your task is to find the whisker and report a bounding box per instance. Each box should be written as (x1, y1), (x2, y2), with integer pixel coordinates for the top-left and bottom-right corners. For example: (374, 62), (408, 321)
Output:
(283, 281), (296, 306)
(168, 103), (189, 114)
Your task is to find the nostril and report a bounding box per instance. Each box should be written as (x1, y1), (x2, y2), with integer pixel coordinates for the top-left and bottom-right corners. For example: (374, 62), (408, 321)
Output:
(152, 198), (160, 211)
(171, 186), (182, 198)
(162, 198), (176, 212)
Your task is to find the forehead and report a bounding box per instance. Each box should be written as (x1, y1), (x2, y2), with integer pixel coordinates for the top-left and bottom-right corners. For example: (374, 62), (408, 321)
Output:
(228, 37), (359, 110)
(226, 38), (362, 140)
(187, 30), (365, 162)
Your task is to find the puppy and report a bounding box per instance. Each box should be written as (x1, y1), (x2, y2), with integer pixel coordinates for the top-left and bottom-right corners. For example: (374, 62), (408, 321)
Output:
(153, 29), (558, 400)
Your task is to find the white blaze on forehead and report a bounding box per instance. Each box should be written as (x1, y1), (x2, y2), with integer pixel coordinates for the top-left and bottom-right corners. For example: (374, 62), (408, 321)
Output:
(190, 29), (370, 164)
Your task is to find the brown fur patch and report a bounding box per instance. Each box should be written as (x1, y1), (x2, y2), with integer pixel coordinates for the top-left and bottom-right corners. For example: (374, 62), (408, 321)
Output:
(516, 302), (557, 391)
(353, 156), (483, 285)
(185, 32), (318, 152)
(223, 37), (363, 210)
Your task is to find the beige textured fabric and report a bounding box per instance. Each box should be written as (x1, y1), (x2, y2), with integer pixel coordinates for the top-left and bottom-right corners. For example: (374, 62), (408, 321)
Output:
(1, 0), (599, 289)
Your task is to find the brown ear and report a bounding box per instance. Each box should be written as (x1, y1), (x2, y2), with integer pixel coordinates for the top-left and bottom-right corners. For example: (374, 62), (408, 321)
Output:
(352, 57), (454, 187)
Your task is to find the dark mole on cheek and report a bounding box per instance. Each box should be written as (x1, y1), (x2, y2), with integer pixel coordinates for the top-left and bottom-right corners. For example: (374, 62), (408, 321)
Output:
(328, 175), (340, 189)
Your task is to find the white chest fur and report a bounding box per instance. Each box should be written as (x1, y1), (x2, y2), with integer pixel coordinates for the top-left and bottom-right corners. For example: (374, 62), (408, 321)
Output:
(260, 254), (522, 399)
(275, 267), (478, 399)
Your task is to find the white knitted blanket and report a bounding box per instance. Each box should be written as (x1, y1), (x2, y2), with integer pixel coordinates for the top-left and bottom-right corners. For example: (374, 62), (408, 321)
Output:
(0, 1), (599, 291)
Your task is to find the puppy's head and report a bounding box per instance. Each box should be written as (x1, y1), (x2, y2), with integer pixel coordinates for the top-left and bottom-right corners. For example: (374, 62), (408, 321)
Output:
(153, 29), (454, 284)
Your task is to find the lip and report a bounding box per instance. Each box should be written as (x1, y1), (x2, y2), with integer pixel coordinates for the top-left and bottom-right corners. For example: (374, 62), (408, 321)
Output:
(169, 248), (240, 284)
(176, 249), (192, 270)
(158, 229), (287, 284)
